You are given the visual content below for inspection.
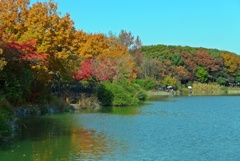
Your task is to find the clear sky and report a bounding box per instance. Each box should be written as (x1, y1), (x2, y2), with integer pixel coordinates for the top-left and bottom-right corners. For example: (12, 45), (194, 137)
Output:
(30, 0), (240, 54)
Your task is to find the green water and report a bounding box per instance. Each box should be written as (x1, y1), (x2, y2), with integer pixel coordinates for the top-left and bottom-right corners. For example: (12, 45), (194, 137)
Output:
(1, 95), (240, 160)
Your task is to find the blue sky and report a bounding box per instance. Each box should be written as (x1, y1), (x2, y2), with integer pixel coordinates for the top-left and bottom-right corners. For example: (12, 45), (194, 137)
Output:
(30, 0), (240, 54)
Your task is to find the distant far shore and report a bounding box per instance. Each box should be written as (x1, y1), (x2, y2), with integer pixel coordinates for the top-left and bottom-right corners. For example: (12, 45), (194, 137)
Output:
(147, 87), (240, 97)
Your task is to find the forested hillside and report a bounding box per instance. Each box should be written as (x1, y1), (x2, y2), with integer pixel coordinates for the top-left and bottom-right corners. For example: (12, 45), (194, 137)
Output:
(139, 44), (240, 86)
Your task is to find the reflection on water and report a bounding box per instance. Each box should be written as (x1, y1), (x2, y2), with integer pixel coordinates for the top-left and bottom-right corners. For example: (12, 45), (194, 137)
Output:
(147, 95), (170, 102)
(1, 96), (240, 160)
(0, 114), (119, 161)
(100, 106), (139, 115)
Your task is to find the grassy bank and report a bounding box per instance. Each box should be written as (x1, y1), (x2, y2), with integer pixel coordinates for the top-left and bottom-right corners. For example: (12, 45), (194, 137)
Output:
(225, 87), (240, 95)
(147, 85), (240, 97)
(147, 90), (171, 96)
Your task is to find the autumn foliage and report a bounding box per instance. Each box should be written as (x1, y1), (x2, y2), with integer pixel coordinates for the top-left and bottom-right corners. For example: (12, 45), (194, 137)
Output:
(141, 44), (240, 86)
(74, 58), (118, 82)
(5, 40), (48, 64)
(0, 0), (239, 106)
(0, 0), (139, 105)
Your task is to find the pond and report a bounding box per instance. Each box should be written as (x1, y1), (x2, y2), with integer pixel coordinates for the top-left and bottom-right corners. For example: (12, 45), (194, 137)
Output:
(1, 95), (240, 161)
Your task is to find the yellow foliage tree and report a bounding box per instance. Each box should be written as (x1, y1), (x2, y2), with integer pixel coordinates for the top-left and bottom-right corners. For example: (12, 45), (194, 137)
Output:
(74, 32), (137, 81)
(0, 0), (29, 41)
(221, 52), (240, 76)
(0, 0), (137, 82)
(0, 48), (7, 71)
(0, 0), (78, 80)
(77, 34), (111, 59)
(22, 2), (76, 78)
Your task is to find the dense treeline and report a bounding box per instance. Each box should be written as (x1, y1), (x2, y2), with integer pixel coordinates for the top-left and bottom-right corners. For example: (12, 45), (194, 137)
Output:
(0, 0), (141, 105)
(140, 44), (240, 87)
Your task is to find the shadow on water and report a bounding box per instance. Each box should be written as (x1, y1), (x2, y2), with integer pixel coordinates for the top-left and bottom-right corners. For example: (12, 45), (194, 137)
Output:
(3, 96), (240, 160)
(0, 114), (117, 161)
(148, 95), (178, 102)
(99, 105), (145, 116)
(17, 115), (72, 141)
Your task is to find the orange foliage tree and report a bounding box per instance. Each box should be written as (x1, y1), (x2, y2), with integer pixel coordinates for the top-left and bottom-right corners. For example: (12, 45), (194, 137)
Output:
(194, 49), (220, 72)
(180, 51), (197, 80)
(73, 32), (137, 82)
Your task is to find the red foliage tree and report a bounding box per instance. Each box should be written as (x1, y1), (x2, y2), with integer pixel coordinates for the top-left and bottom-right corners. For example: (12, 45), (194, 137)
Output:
(1, 27), (48, 66)
(73, 59), (93, 81)
(5, 40), (49, 65)
(73, 58), (118, 82)
(92, 58), (118, 82)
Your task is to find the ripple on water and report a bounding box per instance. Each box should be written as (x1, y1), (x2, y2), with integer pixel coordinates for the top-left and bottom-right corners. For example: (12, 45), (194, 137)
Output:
(1, 96), (240, 161)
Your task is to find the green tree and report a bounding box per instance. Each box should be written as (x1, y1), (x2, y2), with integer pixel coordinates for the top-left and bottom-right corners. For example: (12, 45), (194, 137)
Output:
(216, 77), (227, 85)
(170, 53), (183, 66)
(142, 77), (156, 90)
(162, 76), (178, 87)
(195, 66), (209, 83)
(235, 71), (240, 83)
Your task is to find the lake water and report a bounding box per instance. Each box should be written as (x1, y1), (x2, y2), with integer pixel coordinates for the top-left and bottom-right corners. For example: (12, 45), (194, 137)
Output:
(1, 95), (240, 161)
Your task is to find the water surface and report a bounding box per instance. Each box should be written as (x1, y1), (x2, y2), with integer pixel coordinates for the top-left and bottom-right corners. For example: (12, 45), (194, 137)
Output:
(1, 96), (240, 161)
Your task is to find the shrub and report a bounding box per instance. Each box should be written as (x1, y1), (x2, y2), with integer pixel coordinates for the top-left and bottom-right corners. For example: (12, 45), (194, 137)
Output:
(132, 83), (147, 101)
(0, 97), (14, 119)
(97, 82), (114, 106)
(97, 80), (147, 106)
(143, 77), (156, 90)
(134, 79), (144, 87)
(0, 97), (13, 141)
(0, 67), (33, 105)
(134, 78), (156, 90)
(0, 113), (12, 141)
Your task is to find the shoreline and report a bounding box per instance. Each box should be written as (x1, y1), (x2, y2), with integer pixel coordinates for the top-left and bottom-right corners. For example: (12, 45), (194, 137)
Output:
(1, 88), (240, 143)
(147, 88), (240, 97)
